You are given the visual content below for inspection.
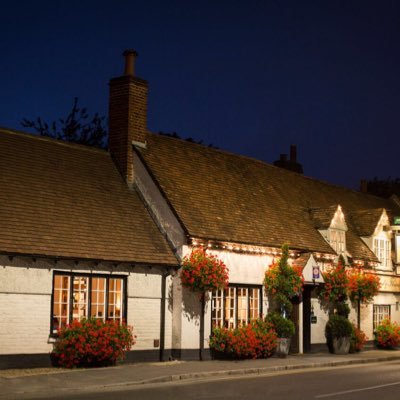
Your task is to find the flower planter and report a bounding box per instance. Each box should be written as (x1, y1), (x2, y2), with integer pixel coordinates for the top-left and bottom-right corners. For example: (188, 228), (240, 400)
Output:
(276, 338), (291, 358)
(332, 337), (350, 354)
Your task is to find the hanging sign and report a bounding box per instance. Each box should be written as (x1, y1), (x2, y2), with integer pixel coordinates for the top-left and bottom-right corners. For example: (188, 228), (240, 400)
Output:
(394, 216), (400, 225)
(312, 265), (320, 280)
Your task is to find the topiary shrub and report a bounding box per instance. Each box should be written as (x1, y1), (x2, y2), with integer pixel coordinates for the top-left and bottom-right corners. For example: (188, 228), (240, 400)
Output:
(265, 312), (295, 338)
(325, 315), (352, 353)
(51, 318), (135, 368)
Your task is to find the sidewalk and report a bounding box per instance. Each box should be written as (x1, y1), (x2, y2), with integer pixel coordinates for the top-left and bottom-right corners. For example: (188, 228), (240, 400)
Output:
(1, 350), (400, 399)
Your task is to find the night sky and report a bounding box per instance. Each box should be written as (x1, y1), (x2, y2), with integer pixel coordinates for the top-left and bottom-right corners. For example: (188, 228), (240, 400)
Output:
(1, 1), (399, 189)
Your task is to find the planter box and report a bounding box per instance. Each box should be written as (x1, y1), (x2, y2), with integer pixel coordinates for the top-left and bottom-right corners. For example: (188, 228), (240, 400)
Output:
(276, 338), (291, 358)
(332, 337), (350, 355)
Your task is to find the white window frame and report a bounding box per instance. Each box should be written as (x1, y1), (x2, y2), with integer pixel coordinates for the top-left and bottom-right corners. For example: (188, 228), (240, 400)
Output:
(329, 229), (346, 255)
(373, 304), (391, 330)
(212, 285), (262, 329)
(373, 238), (391, 269)
(51, 273), (126, 335)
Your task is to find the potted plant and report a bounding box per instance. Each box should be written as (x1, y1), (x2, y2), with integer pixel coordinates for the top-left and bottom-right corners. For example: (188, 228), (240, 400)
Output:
(264, 244), (303, 357)
(325, 314), (353, 354)
(265, 312), (295, 357)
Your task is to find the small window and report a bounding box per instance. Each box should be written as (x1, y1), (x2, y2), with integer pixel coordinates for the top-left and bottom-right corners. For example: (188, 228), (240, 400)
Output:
(374, 238), (391, 269)
(373, 304), (391, 330)
(329, 229), (346, 255)
(51, 273), (126, 334)
(212, 286), (262, 328)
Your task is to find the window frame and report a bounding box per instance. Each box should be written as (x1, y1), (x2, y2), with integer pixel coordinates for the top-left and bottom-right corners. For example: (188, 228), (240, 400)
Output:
(373, 238), (391, 269)
(373, 304), (391, 330)
(211, 284), (263, 329)
(329, 228), (346, 255)
(50, 271), (128, 336)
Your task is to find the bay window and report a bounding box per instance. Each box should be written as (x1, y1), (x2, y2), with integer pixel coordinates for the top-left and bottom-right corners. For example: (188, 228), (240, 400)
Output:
(51, 273), (126, 334)
(211, 285), (262, 328)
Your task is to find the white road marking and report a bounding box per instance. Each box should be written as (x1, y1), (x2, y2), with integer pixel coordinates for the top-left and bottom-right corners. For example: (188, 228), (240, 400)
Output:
(315, 381), (400, 398)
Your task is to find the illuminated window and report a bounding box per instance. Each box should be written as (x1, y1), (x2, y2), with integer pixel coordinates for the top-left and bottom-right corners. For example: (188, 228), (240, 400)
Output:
(373, 305), (390, 329)
(212, 286), (262, 328)
(374, 238), (391, 269)
(52, 273), (126, 334)
(329, 229), (346, 254)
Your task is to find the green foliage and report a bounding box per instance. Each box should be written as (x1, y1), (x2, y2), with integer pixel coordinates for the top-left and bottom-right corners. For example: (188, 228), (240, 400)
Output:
(335, 302), (350, 318)
(265, 312), (295, 338)
(22, 97), (107, 149)
(264, 244), (303, 316)
(326, 315), (353, 341)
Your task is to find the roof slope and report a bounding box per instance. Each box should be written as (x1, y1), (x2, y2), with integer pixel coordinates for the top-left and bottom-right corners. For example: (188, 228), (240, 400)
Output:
(349, 209), (385, 236)
(140, 133), (400, 259)
(0, 128), (177, 265)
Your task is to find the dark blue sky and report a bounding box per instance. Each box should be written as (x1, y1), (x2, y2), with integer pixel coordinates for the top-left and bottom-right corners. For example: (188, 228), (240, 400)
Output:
(1, 1), (399, 189)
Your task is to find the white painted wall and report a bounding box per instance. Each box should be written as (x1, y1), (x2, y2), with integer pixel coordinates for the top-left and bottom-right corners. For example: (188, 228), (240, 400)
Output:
(0, 258), (172, 356)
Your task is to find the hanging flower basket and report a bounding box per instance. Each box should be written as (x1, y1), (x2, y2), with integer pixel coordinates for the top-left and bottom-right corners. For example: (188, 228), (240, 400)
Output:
(347, 268), (380, 303)
(180, 247), (229, 292)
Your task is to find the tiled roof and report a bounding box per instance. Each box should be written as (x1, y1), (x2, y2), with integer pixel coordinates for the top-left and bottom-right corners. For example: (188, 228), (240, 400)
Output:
(309, 206), (338, 229)
(0, 128), (177, 266)
(140, 133), (400, 261)
(349, 208), (385, 237)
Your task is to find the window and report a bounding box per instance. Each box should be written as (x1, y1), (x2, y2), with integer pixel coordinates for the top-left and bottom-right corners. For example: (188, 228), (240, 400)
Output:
(52, 273), (126, 334)
(374, 238), (391, 269)
(211, 286), (262, 328)
(329, 229), (346, 254)
(373, 305), (390, 330)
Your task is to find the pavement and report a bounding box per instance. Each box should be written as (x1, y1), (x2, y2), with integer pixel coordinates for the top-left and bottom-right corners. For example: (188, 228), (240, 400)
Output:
(1, 349), (400, 399)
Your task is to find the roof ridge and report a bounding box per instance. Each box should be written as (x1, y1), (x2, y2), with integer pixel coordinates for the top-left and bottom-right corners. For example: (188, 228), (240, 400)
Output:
(148, 132), (393, 203)
(0, 126), (108, 155)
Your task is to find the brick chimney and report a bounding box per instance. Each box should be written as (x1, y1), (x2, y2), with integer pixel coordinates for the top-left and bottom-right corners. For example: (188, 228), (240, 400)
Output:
(109, 49), (148, 186)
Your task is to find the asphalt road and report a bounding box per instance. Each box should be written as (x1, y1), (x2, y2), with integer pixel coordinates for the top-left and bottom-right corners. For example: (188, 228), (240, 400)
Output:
(36, 360), (400, 400)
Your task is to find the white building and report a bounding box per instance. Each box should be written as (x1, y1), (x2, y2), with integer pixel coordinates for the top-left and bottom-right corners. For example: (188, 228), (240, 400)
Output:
(1, 50), (400, 368)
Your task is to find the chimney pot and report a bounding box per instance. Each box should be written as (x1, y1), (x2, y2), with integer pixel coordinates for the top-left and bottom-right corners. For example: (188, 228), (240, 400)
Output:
(280, 154), (288, 162)
(123, 49), (138, 76)
(290, 145), (297, 162)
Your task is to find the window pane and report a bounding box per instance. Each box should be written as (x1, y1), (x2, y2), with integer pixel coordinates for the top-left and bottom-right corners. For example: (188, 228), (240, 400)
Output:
(52, 275), (70, 333)
(224, 287), (236, 329)
(249, 288), (260, 321)
(72, 276), (88, 321)
(108, 278), (123, 322)
(237, 288), (248, 327)
(91, 277), (106, 319)
(212, 290), (223, 328)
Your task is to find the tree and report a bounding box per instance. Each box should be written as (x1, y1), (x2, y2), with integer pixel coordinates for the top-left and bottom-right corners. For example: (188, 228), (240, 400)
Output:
(21, 98), (107, 149)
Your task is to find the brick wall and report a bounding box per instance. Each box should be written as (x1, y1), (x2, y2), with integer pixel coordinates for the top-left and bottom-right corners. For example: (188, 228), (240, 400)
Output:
(108, 75), (148, 185)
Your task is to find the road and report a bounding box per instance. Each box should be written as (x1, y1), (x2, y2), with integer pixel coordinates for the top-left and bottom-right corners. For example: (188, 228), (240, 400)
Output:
(26, 360), (400, 399)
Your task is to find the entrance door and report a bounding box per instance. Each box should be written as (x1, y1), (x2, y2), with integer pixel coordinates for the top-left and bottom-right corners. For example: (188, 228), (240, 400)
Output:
(289, 302), (300, 353)
(302, 286), (312, 353)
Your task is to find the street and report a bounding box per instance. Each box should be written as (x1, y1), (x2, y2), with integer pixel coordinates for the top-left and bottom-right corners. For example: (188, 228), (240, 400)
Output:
(46, 360), (400, 400)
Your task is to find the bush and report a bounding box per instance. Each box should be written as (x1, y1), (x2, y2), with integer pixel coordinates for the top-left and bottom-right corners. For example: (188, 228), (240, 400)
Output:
(51, 319), (135, 368)
(350, 324), (367, 352)
(325, 315), (352, 353)
(375, 319), (400, 349)
(209, 319), (277, 359)
(265, 312), (295, 338)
